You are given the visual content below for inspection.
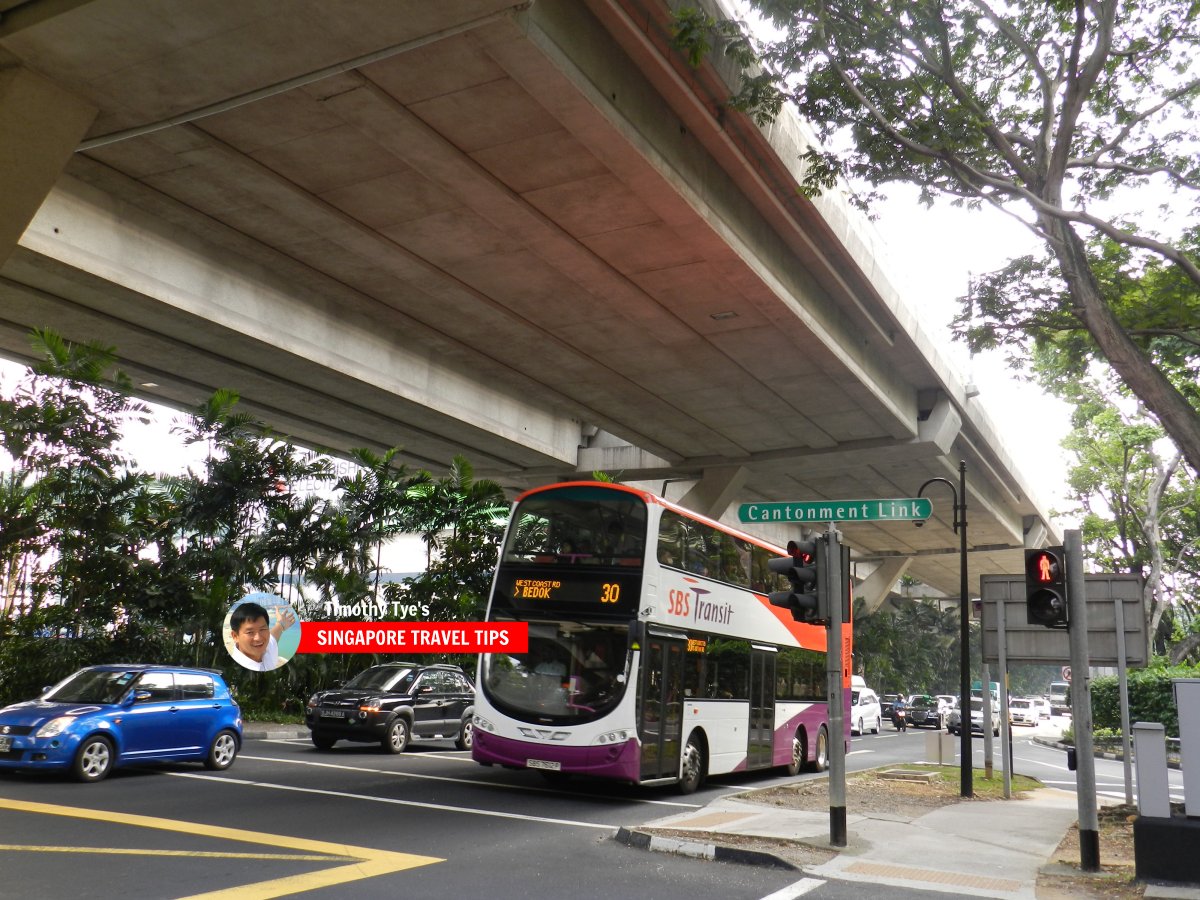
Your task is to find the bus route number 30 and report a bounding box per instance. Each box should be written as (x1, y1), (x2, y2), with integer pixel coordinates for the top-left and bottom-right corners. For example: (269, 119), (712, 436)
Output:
(600, 583), (621, 604)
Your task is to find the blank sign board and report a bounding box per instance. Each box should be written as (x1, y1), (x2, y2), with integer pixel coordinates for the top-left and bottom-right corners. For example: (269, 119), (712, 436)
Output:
(980, 574), (1146, 667)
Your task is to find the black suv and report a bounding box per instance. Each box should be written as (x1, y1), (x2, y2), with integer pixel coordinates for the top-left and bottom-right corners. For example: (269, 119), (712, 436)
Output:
(306, 662), (474, 753)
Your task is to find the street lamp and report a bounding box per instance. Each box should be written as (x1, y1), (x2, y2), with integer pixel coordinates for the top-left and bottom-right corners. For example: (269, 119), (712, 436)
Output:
(918, 460), (972, 799)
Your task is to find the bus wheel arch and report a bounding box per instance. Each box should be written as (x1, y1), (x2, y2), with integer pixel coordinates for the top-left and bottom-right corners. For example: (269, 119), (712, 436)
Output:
(677, 730), (708, 794)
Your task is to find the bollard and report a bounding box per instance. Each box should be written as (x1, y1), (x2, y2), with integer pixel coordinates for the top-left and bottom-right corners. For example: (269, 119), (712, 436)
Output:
(1131, 722), (1170, 818)
(1174, 679), (1200, 818)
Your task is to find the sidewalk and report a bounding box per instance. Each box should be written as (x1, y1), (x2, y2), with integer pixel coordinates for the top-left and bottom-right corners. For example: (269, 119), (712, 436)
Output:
(620, 787), (1079, 899)
(617, 785), (1200, 899)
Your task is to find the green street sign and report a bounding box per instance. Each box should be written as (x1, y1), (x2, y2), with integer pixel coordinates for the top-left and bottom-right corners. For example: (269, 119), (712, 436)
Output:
(737, 498), (932, 524)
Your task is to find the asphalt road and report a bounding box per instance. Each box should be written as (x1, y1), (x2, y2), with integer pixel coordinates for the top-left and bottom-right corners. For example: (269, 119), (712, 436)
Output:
(0, 722), (1182, 900)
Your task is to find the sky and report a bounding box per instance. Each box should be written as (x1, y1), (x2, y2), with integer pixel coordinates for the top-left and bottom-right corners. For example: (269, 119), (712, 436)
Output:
(869, 190), (1076, 522)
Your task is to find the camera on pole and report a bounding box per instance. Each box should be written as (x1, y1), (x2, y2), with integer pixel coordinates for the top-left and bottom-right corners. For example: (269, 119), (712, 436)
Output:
(769, 538), (826, 623)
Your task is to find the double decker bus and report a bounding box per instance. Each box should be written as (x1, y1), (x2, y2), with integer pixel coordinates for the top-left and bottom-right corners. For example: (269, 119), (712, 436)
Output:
(472, 481), (847, 793)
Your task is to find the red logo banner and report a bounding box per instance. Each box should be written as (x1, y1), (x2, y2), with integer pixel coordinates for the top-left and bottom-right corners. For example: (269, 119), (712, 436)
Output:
(297, 622), (527, 654)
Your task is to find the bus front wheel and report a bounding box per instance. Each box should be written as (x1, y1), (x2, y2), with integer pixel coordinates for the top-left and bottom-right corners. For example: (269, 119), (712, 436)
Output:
(677, 734), (706, 794)
(808, 725), (829, 772)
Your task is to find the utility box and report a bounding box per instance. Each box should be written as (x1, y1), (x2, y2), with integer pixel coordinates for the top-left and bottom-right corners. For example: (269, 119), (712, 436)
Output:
(925, 731), (955, 765)
(1175, 679), (1199, 818)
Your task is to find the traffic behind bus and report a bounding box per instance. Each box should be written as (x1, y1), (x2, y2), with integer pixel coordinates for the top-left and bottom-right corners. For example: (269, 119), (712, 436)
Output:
(471, 481), (847, 793)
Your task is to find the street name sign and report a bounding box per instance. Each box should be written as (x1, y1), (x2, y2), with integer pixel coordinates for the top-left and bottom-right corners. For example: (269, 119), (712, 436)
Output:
(738, 498), (932, 524)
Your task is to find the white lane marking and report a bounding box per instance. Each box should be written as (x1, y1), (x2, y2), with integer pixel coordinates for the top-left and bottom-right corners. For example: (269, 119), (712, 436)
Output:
(758, 877), (825, 899)
(260, 738), (476, 762)
(846, 749), (873, 757)
(168, 772), (616, 829)
(237, 754), (703, 808)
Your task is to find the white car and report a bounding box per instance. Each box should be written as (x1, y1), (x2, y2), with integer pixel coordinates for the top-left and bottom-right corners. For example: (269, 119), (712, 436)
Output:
(1008, 697), (1039, 726)
(851, 687), (882, 735)
(1030, 697), (1053, 719)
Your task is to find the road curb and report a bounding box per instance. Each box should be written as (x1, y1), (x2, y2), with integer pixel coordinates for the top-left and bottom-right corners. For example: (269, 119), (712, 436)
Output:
(1032, 737), (1182, 770)
(243, 724), (309, 740)
(613, 827), (797, 870)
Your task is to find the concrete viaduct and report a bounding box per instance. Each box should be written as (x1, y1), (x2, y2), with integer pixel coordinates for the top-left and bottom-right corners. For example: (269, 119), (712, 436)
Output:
(0, 0), (1056, 606)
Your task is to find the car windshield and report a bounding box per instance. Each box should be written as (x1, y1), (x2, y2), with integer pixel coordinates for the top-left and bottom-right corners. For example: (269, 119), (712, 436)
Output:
(1012, 700), (1032, 708)
(851, 690), (861, 704)
(911, 697), (936, 709)
(343, 666), (416, 692)
(43, 669), (140, 704)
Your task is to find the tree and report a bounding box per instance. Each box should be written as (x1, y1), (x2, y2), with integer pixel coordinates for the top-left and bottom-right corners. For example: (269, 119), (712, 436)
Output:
(401, 456), (508, 621)
(673, 1), (1200, 473)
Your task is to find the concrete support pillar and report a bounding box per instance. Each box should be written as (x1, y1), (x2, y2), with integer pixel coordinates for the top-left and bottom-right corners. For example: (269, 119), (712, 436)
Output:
(676, 466), (748, 519)
(0, 66), (95, 267)
(856, 557), (912, 614)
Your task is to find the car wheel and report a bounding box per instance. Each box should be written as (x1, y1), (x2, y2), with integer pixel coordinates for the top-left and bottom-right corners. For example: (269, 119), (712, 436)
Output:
(382, 717), (410, 754)
(872, 717), (881, 735)
(73, 735), (114, 783)
(677, 734), (706, 794)
(454, 717), (474, 751)
(204, 730), (238, 771)
(809, 726), (829, 772)
(784, 730), (804, 776)
(311, 732), (336, 751)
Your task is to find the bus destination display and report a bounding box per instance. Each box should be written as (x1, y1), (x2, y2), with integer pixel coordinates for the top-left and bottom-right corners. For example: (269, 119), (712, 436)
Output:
(493, 568), (640, 617)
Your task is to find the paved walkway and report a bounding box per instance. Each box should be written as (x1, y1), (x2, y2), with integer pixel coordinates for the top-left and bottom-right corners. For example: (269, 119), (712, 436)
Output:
(620, 785), (1200, 899)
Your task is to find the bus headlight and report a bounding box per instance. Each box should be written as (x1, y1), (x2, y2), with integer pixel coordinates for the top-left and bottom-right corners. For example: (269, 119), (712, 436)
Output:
(596, 729), (633, 745)
(473, 715), (495, 733)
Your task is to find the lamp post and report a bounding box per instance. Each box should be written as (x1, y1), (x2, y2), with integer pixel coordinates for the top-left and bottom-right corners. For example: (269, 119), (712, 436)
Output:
(918, 460), (972, 799)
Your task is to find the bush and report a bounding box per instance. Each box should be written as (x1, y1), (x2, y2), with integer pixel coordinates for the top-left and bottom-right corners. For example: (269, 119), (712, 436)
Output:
(1090, 664), (1200, 737)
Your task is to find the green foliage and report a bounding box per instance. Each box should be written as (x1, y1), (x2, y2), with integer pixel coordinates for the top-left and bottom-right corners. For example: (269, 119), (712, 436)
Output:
(852, 598), (966, 694)
(0, 331), (511, 710)
(1090, 664), (1200, 737)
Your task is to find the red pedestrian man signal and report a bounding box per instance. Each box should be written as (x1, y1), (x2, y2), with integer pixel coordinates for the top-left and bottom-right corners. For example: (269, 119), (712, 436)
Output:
(1024, 547), (1067, 628)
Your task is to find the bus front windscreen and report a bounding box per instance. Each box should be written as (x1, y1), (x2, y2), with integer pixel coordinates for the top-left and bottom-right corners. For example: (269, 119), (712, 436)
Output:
(481, 624), (629, 724)
(500, 485), (647, 568)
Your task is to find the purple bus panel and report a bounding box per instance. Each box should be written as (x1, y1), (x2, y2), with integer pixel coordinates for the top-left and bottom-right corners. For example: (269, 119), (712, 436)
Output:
(474, 730), (641, 783)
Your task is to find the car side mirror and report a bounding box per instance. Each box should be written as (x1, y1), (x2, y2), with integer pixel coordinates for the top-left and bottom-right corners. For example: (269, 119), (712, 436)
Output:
(134, 690), (153, 703)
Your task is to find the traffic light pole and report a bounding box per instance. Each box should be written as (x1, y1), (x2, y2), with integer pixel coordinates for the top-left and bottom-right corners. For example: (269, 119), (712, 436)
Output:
(1065, 530), (1100, 871)
(823, 529), (847, 847)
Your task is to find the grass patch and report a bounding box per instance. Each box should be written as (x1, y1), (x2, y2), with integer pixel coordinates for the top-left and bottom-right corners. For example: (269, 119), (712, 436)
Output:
(882, 764), (1040, 798)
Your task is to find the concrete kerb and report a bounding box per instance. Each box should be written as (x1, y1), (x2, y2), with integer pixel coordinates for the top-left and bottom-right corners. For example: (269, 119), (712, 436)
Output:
(243, 722), (309, 740)
(613, 826), (798, 870)
(1032, 736), (1183, 770)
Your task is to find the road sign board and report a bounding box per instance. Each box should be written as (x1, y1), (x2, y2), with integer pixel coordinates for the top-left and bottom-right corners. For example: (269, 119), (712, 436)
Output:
(738, 498), (932, 524)
(980, 574), (1145, 666)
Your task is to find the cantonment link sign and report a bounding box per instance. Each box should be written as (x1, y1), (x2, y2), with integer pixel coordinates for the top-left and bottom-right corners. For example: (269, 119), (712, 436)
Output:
(738, 498), (932, 524)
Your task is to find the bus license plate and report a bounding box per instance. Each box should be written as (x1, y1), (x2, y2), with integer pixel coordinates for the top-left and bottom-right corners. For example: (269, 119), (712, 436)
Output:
(527, 758), (560, 771)
(319, 710), (346, 719)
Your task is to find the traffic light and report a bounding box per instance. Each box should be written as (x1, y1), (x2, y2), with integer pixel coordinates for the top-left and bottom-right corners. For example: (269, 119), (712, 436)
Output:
(1025, 547), (1068, 628)
(769, 538), (824, 623)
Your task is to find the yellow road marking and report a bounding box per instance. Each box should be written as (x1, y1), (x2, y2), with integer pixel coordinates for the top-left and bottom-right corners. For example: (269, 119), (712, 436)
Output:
(0, 845), (346, 861)
(0, 798), (442, 899)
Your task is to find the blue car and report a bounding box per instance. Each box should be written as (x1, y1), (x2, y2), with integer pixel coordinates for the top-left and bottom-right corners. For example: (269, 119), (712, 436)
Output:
(0, 664), (242, 782)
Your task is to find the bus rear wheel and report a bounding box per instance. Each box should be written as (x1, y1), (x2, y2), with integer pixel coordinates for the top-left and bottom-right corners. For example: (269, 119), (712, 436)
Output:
(784, 731), (804, 776)
(677, 735), (706, 795)
(808, 725), (829, 772)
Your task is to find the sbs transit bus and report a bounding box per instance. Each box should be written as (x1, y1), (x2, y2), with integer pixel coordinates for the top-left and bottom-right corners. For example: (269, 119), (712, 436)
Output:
(471, 481), (848, 793)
